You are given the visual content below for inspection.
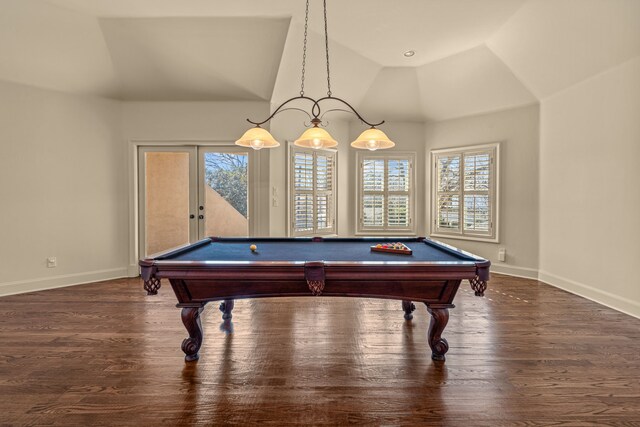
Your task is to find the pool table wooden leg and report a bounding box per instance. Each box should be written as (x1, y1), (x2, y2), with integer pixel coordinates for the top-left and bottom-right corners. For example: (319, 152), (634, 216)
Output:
(426, 305), (449, 361)
(181, 305), (204, 362)
(219, 299), (234, 320)
(402, 300), (416, 320)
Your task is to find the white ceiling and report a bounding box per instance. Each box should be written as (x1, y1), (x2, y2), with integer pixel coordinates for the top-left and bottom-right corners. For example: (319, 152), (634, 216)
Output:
(487, 0), (640, 100)
(1, 0), (638, 122)
(416, 45), (537, 121)
(100, 17), (290, 101)
(39, 0), (527, 68)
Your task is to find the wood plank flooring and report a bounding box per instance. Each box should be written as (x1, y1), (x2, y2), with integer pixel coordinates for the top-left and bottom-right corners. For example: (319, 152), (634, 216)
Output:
(1, 274), (639, 426)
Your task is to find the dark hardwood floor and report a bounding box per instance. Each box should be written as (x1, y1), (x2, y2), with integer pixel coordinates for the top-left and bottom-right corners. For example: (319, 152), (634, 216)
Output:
(1, 274), (639, 426)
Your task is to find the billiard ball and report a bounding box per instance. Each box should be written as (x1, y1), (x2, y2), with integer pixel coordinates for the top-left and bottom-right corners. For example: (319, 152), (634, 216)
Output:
(250, 244), (257, 252)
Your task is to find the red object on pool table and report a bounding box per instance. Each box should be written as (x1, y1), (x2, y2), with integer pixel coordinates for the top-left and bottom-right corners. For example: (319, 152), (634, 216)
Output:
(371, 242), (413, 255)
(140, 237), (490, 363)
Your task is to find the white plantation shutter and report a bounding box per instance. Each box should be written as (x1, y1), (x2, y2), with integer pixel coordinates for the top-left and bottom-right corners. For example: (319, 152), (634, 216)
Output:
(437, 155), (461, 231)
(358, 153), (415, 234)
(388, 160), (410, 191)
(464, 153), (490, 192)
(463, 152), (490, 233)
(388, 195), (410, 226)
(431, 144), (498, 241)
(290, 147), (336, 236)
(363, 194), (385, 227)
(293, 152), (314, 232)
(464, 194), (489, 232)
(315, 153), (333, 232)
(437, 194), (460, 230)
(294, 152), (313, 190)
(363, 159), (385, 192)
(294, 193), (314, 232)
(316, 195), (329, 229)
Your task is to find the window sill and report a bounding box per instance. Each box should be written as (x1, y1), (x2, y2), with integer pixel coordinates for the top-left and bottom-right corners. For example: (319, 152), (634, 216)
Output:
(355, 231), (417, 237)
(430, 232), (499, 244)
(290, 231), (337, 238)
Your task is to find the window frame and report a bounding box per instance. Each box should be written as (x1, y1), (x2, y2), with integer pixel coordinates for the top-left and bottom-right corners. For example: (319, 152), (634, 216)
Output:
(355, 151), (416, 236)
(287, 143), (337, 237)
(430, 143), (500, 243)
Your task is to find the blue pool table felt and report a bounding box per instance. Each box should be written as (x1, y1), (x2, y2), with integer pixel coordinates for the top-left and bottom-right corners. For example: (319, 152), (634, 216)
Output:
(165, 239), (473, 263)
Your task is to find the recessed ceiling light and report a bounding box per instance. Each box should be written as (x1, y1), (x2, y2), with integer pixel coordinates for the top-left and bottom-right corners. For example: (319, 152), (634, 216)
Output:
(403, 50), (415, 57)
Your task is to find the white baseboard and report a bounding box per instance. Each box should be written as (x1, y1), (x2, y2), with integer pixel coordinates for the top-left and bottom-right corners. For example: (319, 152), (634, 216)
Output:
(538, 270), (640, 320)
(490, 263), (539, 279)
(0, 268), (129, 297)
(487, 265), (639, 320)
(128, 264), (140, 277)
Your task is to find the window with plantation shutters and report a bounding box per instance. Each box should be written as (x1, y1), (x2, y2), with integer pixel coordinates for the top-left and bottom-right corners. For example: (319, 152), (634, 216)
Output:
(289, 146), (336, 236)
(431, 143), (499, 242)
(356, 152), (415, 234)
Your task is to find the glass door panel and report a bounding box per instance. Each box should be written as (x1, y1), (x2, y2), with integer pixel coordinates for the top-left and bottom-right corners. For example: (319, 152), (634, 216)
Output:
(200, 149), (250, 237)
(139, 148), (197, 257)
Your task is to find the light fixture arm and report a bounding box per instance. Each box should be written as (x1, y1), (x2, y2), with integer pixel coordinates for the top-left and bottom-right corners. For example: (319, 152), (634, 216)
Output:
(246, 95), (385, 128)
(247, 95), (316, 127)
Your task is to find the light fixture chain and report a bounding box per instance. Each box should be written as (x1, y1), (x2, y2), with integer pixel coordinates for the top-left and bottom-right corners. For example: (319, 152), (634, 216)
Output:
(300, 0), (310, 96)
(323, 0), (332, 97)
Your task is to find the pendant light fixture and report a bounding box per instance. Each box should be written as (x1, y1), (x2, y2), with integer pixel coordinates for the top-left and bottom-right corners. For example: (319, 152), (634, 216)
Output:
(235, 0), (395, 151)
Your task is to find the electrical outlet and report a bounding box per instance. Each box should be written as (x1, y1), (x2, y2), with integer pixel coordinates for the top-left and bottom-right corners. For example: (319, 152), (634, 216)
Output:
(47, 257), (57, 268)
(498, 248), (506, 262)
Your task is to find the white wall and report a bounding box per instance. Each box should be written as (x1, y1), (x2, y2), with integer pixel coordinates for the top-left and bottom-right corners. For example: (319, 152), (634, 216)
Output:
(122, 101), (270, 142)
(539, 56), (640, 317)
(121, 101), (272, 270)
(0, 80), (127, 295)
(424, 104), (540, 277)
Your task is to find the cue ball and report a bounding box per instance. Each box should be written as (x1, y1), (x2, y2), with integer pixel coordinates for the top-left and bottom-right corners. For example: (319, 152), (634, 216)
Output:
(250, 244), (257, 252)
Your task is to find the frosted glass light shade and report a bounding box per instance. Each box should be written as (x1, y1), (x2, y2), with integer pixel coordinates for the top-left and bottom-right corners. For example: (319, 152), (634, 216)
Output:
(235, 126), (280, 150)
(350, 127), (395, 151)
(294, 126), (338, 149)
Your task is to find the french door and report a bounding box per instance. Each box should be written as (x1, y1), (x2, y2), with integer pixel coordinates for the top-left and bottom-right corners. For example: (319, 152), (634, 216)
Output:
(138, 146), (252, 258)
(198, 147), (251, 239)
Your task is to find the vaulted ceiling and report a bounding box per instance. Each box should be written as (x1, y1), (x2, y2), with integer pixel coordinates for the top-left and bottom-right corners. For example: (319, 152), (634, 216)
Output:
(1, 0), (638, 122)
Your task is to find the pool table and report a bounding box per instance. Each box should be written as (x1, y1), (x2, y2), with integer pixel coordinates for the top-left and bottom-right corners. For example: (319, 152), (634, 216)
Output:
(140, 237), (490, 362)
